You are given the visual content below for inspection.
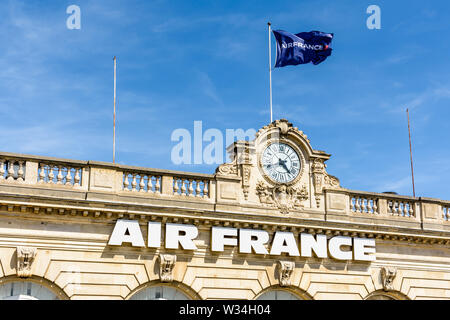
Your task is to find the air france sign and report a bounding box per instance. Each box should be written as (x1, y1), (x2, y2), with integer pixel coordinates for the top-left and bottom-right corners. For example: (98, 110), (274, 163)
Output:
(108, 220), (376, 261)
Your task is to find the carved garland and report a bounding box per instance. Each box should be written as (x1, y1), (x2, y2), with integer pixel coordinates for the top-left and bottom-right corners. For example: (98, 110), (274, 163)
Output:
(256, 181), (308, 214)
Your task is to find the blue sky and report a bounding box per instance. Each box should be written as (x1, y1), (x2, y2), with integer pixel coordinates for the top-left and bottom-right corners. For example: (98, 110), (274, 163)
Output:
(1, 0), (449, 200)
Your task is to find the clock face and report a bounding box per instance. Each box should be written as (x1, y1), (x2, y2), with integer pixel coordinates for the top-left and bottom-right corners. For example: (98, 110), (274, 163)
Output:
(261, 143), (301, 183)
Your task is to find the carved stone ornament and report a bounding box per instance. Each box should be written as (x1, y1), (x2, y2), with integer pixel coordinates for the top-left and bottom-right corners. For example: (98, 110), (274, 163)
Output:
(216, 163), (238, 176)
(381, 266), (397, 291)
(311, 158), (341, 208)
(256, 119), (310, 143)
(241, 165), (251, 200)
(158, 253), (177, 282)
(276, 260), (295, 286)
(256, 181), (308, 214)
(16, 246), (37, 278)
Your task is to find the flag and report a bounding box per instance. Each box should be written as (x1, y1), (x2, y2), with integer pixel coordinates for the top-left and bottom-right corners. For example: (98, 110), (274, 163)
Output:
(273, 30), (333, 68)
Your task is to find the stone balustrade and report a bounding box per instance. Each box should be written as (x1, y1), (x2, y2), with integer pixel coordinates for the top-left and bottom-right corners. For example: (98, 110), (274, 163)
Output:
(0, 152), (448, 233)
(173, 177), (210, 198)
(38, 162), (83, 187)
(0, 158), (26, 182)
(350, 195), (379, 214)
(123, 171), (161, 193)
(350, 192), (416, 218)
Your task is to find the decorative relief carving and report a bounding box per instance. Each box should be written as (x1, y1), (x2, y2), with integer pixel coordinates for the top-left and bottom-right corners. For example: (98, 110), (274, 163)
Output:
(216, 163), (238, 176)
(324, 173), (340, 189)
(276, 260), (295, 286)
(256, 119), (310, 143)
(311, 158), (341, 208)
(16, 246), (37, 278)
(241, 165), (251, 200)
(381, 266), (397, 291)
(256, 181), (308, 214)
(158, 253), (177, 282)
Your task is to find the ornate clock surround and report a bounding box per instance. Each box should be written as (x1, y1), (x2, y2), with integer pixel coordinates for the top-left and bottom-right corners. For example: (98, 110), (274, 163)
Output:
(257, 135), (306, 187)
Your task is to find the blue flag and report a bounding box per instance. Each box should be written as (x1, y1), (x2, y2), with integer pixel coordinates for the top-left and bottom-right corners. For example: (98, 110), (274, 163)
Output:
(273, 30), (333, 68)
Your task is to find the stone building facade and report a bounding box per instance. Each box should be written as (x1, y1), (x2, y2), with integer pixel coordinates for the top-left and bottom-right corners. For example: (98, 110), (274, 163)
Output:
(0, 119), (448, 300)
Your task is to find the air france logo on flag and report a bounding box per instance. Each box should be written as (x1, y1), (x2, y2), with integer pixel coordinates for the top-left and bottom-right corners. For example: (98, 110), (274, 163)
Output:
(273, 30), (334, 68)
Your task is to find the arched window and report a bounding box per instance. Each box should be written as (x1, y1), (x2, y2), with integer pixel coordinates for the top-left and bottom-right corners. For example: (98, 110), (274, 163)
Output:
(0, 280), (61, 300)
(365, 290), (409, 300)
(255, 287), (311, 300)
(128, 285), (191, 300)
(256, 290), (300, 300)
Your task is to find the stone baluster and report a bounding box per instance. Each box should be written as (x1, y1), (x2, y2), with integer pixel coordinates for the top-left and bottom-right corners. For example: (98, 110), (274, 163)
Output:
(65, 167), (73, 186)
(56, 166), (63, 184)
(131, 173), (137, 192)
(48, 166), (55, 184)
(409, 203), (414, 217)
(180, 179), (186, 195)
(355, 198), (361, 213)
(139, 174), (146, 192)
(173, 178), (179, 194)
(17, 161), (24, 182)
(203, 180), (209, 198)
(195, 180), (201, 197)
(74, 168), (81, 187)
(188, 179), (194, 196)
(38, 164), (46, 183)
(0, 159), (4, 180)
(147, 175), (154, 193)
(7, 161), (15, 181)
(372, 199), (378, 214)
(123, 173), (130, 191)
(155, 176), (161, 193)
(350, 198), (355, 211)
(394, 201), (399, 215)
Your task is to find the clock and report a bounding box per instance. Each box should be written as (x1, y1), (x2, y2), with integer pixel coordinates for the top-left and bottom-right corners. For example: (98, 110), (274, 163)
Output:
(261, 143), (301, 184)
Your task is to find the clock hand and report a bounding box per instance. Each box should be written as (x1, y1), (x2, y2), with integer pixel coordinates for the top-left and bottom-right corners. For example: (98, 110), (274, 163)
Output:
(278, 159), (290, 173)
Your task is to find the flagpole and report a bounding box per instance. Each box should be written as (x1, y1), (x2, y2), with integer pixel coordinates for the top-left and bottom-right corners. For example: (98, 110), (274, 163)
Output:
(113, 56), (117, 164)
(406, 108), (416, 197)
(268, 22), (273, 123)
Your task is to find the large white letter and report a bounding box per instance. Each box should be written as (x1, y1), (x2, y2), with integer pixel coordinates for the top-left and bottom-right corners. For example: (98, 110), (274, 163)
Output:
(194, 121), (203, 164)
(108, 219), (145, 247)
(171, 128), (191, 165)
(211, 227), (238, 252)
(148, 222), (162, 248)
(300, 233), (328, 258)
(366, 5), (381, 30)
(239, 229), (269, 255)
(165, 223), (198, 250)
(353, 238), (376, 261)
(329, 236), (353, 260)
(270, 232), (300, 256)
(203, 128), (223, 165)
(66, 5), (81, 30)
